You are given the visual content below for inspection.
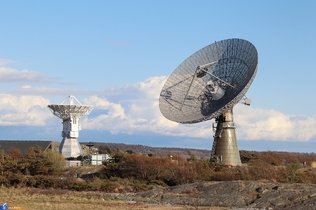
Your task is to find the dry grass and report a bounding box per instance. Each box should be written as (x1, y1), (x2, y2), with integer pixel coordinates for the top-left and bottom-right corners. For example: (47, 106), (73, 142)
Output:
(0, 187), (225, 210)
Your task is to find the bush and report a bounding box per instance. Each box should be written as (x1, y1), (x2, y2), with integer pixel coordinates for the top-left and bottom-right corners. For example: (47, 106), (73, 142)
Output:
(34, 175), (59, 188)
(69, 181), (88, 191)
(99, 180), (117, 192)
(240, 150), (258, 163)
(101, 153), (214, 186)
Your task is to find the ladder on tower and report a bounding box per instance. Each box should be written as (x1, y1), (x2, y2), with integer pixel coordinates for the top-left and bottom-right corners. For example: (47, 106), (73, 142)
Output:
(211, 117), (222, 162)
(211, 137), (218, 160)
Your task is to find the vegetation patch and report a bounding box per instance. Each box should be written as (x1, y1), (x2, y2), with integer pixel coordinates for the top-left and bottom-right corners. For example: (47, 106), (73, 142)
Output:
(1, 146), (316, 193)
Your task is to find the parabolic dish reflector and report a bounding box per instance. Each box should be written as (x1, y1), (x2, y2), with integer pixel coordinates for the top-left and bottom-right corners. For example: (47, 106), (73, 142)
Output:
(159, 38), (258, 124)
(48, 95), (93, 120)
(47, 105), (93, 120)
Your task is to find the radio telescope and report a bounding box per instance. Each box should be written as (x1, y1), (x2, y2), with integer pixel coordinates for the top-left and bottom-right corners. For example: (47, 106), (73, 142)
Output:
(48, 95), (93, 158)
(159, 38), (258, 166)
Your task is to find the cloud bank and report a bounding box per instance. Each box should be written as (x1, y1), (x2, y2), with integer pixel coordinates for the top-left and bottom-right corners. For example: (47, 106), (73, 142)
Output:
(234, 105), (316, 141)
(82, 76), (316, 142)
(0, 94), (52, 126)
(0, 74), (315, 142)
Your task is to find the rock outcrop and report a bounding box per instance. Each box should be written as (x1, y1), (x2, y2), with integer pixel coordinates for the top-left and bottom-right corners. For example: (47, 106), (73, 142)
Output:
(105, 181), (316, 209)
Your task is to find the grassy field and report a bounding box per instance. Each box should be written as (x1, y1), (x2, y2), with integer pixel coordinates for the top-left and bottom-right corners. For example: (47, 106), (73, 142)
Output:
(0, 188), (225, 210)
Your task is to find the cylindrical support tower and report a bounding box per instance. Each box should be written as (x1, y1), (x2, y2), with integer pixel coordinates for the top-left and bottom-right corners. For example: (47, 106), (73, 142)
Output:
(211, 109), (241, 166)
(48, 95), (93, 158)
(58, 116), (83, 158)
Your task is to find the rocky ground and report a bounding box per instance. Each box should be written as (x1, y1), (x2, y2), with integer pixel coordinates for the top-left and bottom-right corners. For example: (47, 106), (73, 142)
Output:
(101, 181), (316, 210)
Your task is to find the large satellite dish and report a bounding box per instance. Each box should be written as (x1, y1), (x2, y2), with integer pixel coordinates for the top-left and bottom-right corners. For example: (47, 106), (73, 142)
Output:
(159, 38), (258, 166)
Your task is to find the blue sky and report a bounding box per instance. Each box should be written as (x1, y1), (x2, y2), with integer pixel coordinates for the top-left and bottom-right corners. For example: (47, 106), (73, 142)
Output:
(1, 1), (316, 153)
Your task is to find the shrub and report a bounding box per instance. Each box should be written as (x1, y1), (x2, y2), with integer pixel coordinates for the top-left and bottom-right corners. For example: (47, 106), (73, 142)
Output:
(99, 180), (117, 192)
(240, 150), (258, 163)
(32, 175), (59, 188)
(102, 153), (214, 186)
(69, 181), (88, 191)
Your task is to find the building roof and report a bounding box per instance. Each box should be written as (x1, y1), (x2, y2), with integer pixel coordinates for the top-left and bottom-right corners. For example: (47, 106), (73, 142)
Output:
(0, 140), (53, 154)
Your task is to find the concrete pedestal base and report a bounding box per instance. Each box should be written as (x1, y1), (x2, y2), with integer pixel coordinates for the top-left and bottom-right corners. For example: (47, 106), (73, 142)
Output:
(211, 109), (241, 166)
(59, 138), (82, 158)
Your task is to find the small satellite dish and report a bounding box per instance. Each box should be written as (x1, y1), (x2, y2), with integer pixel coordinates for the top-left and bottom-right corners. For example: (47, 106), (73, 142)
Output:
(159, 38), (258, 166)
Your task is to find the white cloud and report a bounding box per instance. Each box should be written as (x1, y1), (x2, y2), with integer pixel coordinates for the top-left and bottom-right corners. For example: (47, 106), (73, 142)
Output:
(0, 94), (52, 126)
(234, 105), (316, 142)
(0, 67), (52, 83)
(0, 58), (15, 66)
(136, 76), (167, 98)
(95, 76), (167, 101)
(12, 86), (97, 96)
(83, 95), (110, 109)
(80, 77), (213, 138)
(81, 96), (128, 134)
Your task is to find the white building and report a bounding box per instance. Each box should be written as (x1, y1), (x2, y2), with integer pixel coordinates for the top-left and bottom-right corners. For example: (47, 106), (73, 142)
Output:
(91, 154), (112, 165)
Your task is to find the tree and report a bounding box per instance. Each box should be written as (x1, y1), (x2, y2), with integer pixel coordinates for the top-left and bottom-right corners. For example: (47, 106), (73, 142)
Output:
(25, 146), (65, 176)
(44, 150), (66, 174)
(8, 147), (24, 161)
(186, 150), (197, 161)
(98, 145), (114, 155)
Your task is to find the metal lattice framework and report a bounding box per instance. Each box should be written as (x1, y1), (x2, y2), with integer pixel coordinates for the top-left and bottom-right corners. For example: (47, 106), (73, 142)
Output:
(48, 95), (93, 120)
(159, 38), (258, 124)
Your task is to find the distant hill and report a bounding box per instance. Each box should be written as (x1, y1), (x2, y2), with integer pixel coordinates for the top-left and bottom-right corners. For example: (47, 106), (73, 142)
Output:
(81, 142), (212, 160)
